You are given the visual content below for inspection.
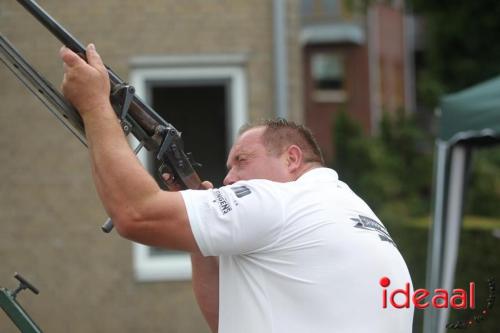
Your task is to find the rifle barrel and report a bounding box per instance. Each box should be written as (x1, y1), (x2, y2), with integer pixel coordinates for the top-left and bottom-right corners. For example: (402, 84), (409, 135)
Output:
(17, 0), (86, 55)
(12, 0), (203, 233)
(16, 0), (165, 138)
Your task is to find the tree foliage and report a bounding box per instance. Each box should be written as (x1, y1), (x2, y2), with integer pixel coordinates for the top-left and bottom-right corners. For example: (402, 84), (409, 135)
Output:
(411, 0), (500, 107)
(331, 110), (433, 221)
(332, 111), (500, 221)
(466, 147), (500, 216)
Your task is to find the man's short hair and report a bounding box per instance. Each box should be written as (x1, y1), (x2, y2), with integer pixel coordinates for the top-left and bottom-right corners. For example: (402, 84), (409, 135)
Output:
(240, 118), (325, 166)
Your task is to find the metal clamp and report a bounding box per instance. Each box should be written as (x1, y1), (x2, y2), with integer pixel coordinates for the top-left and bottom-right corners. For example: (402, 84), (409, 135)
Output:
(111, 83), (135, 134)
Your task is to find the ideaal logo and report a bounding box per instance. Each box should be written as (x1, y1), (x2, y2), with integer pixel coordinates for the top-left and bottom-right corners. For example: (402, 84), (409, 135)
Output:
(380, 276), (496, 329)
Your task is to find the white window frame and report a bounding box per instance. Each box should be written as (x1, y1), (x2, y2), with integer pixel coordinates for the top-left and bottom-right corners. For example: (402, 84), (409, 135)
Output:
(129, 55), (248, 282)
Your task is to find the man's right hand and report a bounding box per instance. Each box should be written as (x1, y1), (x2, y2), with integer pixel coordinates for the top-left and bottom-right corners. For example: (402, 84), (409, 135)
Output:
(162, 173), (213, 191)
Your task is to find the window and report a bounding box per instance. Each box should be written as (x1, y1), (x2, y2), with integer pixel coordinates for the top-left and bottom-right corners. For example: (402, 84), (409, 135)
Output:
(311, 52), (347, 103)
(149, 83), (229, 187)
(129, 56), (248, 281)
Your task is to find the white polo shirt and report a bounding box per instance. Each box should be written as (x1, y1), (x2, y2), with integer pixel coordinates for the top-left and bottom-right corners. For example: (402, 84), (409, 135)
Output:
(181, 168), (414, 333)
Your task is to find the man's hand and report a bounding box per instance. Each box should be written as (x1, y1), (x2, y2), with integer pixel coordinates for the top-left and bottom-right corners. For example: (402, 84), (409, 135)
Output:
(162, 173), (214, 191)
(59, 43), (111, 117)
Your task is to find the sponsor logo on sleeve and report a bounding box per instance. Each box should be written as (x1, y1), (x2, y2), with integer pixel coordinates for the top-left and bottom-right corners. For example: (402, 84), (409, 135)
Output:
(351, 215), (395, 246)
(212, 190), (232, 214)
(231, 185), (252, 198)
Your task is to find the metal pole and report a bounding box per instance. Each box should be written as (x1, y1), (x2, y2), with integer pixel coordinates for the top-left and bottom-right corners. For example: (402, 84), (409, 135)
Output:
(423, 140), (448, 333)
(273, 0), (288, 119)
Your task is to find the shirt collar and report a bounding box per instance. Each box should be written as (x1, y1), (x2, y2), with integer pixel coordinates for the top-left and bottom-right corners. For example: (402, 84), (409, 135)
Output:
(296, 167), (339, 183)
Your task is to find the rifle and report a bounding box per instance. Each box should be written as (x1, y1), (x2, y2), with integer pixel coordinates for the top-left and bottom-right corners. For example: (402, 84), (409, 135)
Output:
(1, 0), (202, 233)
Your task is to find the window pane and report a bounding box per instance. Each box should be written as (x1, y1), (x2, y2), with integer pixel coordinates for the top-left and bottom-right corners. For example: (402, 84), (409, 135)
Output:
(151, 84), (228, 187)
(311, 52), (345, 90)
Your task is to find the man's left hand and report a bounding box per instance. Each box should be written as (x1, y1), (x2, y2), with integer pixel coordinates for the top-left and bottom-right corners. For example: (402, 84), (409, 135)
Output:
(59, 43), (111, 118)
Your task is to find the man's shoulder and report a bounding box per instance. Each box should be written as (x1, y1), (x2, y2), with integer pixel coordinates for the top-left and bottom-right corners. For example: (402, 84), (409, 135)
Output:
(226, 179), (288, 199)
(223, 168), (340, 204)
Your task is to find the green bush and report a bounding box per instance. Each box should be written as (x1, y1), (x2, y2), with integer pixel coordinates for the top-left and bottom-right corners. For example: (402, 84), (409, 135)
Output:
(466, 147), (500, 217)
(332, 110), (500, 220)
(331, 110), (433, 221)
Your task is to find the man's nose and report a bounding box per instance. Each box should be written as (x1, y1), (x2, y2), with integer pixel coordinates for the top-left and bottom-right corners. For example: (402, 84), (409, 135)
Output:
(223, 171), (237, 186)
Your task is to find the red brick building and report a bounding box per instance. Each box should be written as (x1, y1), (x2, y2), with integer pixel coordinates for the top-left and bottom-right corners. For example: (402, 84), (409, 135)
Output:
(300, 0), (415, 161)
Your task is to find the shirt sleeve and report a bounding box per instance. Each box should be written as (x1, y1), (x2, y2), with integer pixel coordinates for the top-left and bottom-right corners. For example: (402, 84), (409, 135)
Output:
(180, 180), (285, 256)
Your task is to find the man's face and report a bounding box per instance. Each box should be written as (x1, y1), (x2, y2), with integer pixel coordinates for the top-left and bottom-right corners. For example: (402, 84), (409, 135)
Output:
(223, 127), (291, 185)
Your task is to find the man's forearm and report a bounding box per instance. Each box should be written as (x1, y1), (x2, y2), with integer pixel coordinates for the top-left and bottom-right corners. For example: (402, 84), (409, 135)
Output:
(59, 44), (199, 252)
(81, 104), (160, 227)
(59, 44), (161, 228)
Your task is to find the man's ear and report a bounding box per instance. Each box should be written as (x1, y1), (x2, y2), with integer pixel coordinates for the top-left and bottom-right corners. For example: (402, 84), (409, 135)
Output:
(286, 145), (303, 172)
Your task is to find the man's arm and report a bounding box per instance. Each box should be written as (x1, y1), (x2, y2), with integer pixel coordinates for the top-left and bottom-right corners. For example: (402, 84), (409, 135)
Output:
(191, 254), (219, 333)
(61, 44), (220, 331)
(59, 44), (198, 252)
(162, 174), (220, 333)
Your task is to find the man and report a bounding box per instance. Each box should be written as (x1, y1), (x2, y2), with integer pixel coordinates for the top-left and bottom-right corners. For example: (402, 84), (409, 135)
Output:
(60, 44), (414, 332)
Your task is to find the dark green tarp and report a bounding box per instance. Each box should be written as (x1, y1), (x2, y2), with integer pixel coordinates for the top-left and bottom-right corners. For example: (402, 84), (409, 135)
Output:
(440, 75), (500, 143)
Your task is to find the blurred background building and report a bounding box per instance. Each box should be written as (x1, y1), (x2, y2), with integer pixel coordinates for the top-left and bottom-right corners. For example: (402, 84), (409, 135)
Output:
(0, 1), (447, 333)
(301, 0), (416, 161)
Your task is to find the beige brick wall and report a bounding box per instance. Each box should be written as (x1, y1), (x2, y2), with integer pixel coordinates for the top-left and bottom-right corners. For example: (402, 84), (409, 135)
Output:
(0, 0), (301, 332)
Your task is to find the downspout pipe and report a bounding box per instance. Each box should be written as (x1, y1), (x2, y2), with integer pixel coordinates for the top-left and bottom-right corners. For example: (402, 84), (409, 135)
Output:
(273, 0), (288, 119)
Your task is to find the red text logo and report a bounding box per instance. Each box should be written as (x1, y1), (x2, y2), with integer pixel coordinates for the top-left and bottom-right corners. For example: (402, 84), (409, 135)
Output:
(380, 276), (475, 310)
